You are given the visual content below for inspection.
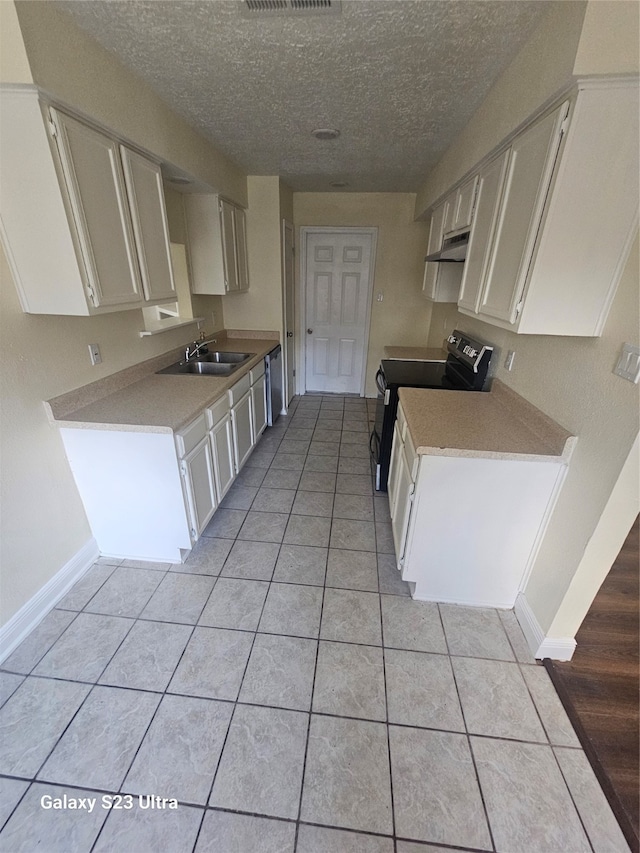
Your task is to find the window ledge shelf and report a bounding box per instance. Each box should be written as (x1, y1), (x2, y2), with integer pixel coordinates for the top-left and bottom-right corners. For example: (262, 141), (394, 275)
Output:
(139, 317), (205, 338)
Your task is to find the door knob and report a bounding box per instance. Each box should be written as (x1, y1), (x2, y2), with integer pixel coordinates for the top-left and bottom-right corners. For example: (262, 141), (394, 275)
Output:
(286, 331), (293, 338)
(307, 328), (313, 334)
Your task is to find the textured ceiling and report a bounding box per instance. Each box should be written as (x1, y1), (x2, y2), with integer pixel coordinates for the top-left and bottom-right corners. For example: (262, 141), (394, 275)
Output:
(53, 0), (554, 192)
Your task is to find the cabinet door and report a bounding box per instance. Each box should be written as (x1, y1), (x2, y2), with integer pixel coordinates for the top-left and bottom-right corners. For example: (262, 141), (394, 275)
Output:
(458, 151), (509, 314)
(442, 177), (478, 235)
(220, 198), (239, 292)
(454, 176), (478, 231)
(390, 442), (414, 567)
(423, 199), (463, 304)
(234, 206), (250, 292)
(49, 109), (142, 308)
(388, 424), (404, 520)
(479, 104), (566, 324)
(210, 414), (235, 500)
(251, 374), (267, 442)
(120, 147), (176, 302)
(231, 391), (253, 472)
(181, 436), (217, 540)
(183, 194), (226, 295)
(422, 202), (446, 300)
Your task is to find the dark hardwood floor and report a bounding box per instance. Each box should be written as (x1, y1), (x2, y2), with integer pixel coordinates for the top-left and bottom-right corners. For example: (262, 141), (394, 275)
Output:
(546, 516), (639, 853)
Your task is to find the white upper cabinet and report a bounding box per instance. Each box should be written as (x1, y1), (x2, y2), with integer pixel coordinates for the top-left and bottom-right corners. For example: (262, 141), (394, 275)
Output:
(184, 194), (250, 296)
(120, 146), (176, 302)
(0, 87), (177, 315)
(457, 79), (639, 336)
(422, 200), (463, 303)
(443, 175), (478, 235)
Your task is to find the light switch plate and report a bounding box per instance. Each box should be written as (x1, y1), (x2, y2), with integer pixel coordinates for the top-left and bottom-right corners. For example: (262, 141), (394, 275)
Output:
(613, 343), (640, 383)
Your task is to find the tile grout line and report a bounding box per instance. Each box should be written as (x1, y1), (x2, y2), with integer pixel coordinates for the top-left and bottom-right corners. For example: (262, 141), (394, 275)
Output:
(546, 740), (598, 853)
(378, 586), (398, 848)
(445, 620), (497, 853)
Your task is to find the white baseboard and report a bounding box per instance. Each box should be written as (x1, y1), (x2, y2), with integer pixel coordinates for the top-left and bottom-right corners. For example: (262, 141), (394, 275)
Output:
(0, 538), (99, 664)
(515, 592), (577, 661)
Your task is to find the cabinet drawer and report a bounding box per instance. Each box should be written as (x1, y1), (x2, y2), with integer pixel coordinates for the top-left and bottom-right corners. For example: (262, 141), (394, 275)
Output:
(207, 394), (230, 428)
(249, 360), (265, 385)
(176, 413), (207, 458)
(228, 373), (251, 406)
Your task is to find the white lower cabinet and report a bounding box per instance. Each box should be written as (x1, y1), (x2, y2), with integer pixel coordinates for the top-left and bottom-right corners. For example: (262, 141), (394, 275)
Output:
(180, 435), (217, 541)
(231, 391), (253, 473)
(59, 362), (274, 561)
(208, 397), (235, 501)
(250, 365), (267, 443)
(228, 373), (254, 473)
(389, 404), (569, 608)
(388, 423), (416, 566)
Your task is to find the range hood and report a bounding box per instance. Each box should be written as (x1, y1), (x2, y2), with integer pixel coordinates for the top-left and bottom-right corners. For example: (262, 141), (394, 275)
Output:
(425, 230), (470, 263)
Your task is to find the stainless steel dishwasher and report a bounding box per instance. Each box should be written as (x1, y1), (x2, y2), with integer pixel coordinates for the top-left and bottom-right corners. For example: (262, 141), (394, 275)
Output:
(265, 345), (283, 425)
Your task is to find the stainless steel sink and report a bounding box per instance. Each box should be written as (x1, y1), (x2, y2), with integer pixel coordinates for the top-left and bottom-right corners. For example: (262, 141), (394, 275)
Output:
(156, 351), (256, 376)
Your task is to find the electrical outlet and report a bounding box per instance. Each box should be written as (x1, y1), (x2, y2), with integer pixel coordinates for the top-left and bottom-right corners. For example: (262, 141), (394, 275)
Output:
(504, 350), (516, 371)
(88, 343), (102, 366)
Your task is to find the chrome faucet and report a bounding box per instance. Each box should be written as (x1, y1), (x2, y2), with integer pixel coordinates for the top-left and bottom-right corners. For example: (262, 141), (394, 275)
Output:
(184, 338), (217, 362)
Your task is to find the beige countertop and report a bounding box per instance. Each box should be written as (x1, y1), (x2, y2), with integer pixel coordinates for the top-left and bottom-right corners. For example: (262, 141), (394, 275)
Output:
(399, 380), (576, 462)
(384, 346), (447, 361)
(46, 333), (279, 434)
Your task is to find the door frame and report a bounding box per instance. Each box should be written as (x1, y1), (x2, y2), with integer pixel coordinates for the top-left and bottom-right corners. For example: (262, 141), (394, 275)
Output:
(281, 218), (295, 408)
(298, 226), (378, 397)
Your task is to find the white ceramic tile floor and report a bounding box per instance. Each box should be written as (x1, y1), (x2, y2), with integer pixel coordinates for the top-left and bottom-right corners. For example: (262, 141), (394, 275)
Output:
(0, 396), (629, 853)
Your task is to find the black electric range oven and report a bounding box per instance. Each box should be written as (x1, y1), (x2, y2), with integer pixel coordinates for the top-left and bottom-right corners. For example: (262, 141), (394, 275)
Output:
(371, 331), (493, 491)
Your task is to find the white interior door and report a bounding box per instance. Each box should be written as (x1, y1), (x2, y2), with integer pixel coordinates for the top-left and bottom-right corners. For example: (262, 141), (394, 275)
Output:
(304, 229), (375, 394)
(282, 220), (296, 404)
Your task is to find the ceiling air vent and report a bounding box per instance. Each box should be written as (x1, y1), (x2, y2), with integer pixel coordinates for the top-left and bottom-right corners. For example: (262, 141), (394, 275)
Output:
(241, 0), (341, 18)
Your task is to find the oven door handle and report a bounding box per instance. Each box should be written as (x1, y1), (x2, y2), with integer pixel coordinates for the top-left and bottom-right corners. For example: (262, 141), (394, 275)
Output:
(375, 368), (386, 396)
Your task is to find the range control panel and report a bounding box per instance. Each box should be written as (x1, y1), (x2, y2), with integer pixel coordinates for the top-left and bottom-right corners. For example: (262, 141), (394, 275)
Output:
(446, 331), (493, 374)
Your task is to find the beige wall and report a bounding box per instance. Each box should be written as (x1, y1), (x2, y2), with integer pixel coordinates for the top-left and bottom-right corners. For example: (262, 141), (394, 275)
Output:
(573, 0), (640, 75)
(293, 193), (431, 397)
(548, 435), (639, 639)
(222, 177), (284, 339)
(414, 1), (587, 218)
(279, 180), (294, 226)
(14, 1), (247, 207)
(0, 1), (32, 83)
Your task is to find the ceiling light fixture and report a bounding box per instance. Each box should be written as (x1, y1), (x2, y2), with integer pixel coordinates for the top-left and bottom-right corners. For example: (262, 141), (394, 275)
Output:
(167, 175), (191, 186)
(311, 128), (340, 140)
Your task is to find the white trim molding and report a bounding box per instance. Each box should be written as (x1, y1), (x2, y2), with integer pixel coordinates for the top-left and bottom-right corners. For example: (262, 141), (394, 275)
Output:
(0, 537), (99, 663)
(515, 592), (577, 662)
